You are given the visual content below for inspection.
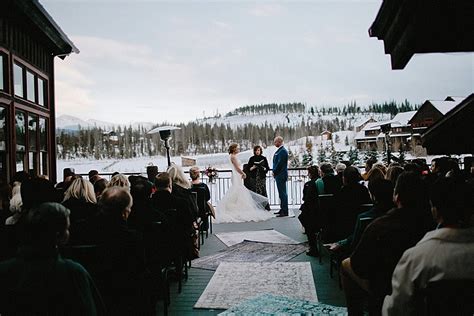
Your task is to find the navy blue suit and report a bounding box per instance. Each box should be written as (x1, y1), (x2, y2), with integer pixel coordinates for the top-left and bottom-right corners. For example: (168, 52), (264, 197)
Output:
(272, 146), (289, 213)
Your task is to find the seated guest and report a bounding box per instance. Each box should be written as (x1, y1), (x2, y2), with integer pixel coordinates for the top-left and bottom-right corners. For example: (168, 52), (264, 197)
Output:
(385, 165), (404, 186)
(362, 157), (378, 180)
(331, 166), (371, 241)
(93, 178), (108, 199)
(341, 172), (432, 315)
(93, 186), (149, 314)
(152, 172), (194, 258)
(383, 177), (474, 315)
(62, 178), (99, 245)
(128, 177), (157, 232)
(326, 179), (394, 254)
(335, 163), (347, 184)
(167, 163), (199, 220)
(366, 166), (385, 184)
(55, 168), (76, 196)
(316, 163), (342, 195)
(88, 170), (99, 184)
(190, 166), (211, 230)
(298, 165), (320, 257)
(372, 163), (387, 175)
(106, 173), (130, 189)
(62, 178), (98, 224)
(0, 202), (104, 315)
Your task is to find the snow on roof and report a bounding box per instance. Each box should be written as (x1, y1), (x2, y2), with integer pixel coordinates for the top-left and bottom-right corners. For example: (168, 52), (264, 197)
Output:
(390, 111), (417, 126)
(429, 100), (462, 115)
(444, 96), (466, 103)
(354, 117), (376, 127)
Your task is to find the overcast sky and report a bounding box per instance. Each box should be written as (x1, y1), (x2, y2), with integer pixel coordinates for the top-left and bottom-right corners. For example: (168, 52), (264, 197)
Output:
(43, 0), (473, 124)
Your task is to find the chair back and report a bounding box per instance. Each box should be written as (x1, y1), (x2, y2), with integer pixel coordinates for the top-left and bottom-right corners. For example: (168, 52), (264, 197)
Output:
(317, 194), (336, 242)
(421, 279), (474, 316)
(190, 186), (208, 218)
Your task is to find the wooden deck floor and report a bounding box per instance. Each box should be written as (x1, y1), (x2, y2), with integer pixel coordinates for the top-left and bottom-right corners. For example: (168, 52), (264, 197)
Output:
(156, 208), (346, 315)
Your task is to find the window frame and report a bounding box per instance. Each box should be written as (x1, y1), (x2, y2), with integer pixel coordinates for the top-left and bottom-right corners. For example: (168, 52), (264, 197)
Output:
(12, 58), (49, 109)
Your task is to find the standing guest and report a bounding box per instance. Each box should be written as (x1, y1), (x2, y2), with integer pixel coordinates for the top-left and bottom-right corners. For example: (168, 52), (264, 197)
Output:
(298, 165), (321, 257)
(190, 167), (212, 230)
(316, 163), (342, 195)
(0, 202), (104, 315)
(247, 146), (270, 197)
(382, 177), (474, 315)
(340, 172), (432, 315)
(272, 136), (289, 217)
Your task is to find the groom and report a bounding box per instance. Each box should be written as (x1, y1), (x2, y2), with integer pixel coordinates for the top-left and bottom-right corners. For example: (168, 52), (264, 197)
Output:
(272, 136), (289, 217)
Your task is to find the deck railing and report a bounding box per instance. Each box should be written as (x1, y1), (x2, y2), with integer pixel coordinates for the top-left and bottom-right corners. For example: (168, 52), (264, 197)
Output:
(79, 168), (309, 206)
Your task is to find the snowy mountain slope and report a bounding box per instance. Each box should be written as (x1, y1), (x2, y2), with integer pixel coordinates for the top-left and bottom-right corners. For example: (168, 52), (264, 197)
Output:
(56, 115), (155, 131)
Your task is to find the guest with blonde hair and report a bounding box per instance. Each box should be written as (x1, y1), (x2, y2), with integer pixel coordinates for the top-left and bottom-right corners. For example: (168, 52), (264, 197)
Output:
(107, 173), (130, 189)
(62, 178), (99, 244)
(167, 163), (190, 189)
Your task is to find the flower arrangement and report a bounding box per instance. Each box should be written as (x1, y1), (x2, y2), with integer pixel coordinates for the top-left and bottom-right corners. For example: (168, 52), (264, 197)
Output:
(204, 166), (219, 183)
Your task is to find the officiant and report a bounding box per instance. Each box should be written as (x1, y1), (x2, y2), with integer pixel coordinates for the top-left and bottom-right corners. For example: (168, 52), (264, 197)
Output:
(247, 146), (270, 200)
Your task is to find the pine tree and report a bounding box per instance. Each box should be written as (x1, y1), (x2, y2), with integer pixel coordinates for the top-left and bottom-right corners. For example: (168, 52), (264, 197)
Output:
(345, 135), (350, 146)
(348, 147), (359, 165)
(288, 149), (300, 168)
(302, 138), (313, 167)
(318, 142), (327, 164)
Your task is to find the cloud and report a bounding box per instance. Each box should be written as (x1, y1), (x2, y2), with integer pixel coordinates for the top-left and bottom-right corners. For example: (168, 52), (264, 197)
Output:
(249, 4), (285, 17)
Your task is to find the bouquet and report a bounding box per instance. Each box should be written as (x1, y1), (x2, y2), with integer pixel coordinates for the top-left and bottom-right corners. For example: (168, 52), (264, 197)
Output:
(205, 166), (219, 183)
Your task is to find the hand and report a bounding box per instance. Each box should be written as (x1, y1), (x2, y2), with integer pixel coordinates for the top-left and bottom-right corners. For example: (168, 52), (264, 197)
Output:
(241, 173), (247, 179)
(323, 243), (341, 251)
(250, 166), (257, 171)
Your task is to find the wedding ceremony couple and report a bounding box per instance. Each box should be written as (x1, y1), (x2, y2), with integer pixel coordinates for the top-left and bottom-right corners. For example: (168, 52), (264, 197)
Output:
(214, 136), (289, 223)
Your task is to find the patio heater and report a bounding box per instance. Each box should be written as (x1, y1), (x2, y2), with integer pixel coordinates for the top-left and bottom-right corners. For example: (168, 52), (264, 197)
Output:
(380, 123), (391, 164)
(147, 126), (181, 167)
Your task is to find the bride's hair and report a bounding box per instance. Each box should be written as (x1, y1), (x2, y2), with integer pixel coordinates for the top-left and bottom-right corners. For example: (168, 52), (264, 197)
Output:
(228, 143), (238, 154)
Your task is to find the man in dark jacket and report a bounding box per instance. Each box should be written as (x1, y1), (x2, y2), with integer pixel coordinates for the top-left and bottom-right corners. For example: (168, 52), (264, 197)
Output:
(341, 172), (433, 316)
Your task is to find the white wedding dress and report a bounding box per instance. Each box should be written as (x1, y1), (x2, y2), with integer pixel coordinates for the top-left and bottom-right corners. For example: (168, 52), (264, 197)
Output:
(215, 157), (273, 223)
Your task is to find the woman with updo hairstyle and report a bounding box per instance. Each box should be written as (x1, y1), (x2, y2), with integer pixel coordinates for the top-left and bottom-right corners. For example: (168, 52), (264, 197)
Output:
(190, 166), (211, 230)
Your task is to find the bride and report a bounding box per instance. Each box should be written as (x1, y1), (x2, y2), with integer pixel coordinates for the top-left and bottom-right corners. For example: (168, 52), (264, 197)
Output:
(215, 143), (273, 223)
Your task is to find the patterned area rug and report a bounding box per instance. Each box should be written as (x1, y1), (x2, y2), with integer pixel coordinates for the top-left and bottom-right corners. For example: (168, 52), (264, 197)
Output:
(219, 294), (348, 315)
(215, 229), (299, 247)
(192, 240), (307, 270)
(194, 262), (318, 309)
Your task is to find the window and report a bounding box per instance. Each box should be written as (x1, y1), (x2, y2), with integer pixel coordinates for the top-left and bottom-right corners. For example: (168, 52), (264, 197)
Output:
(14, 64), (24, 98)
(15, 111), (26, 172)
(0, 106), (6, 183)
(0, 55), (4, 91)
(28, 114), (38, 176)
(39, 117), (48, 175)
(27, 70), (36, 102)
(38, 77), (45, 106)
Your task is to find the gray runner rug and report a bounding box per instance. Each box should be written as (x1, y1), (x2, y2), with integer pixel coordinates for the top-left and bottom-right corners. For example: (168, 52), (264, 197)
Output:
(191, 240), (307, 271)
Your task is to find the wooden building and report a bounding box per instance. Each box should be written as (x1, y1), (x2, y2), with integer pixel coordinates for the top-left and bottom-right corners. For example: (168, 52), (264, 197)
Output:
(0, 0), (78, 183)
(369, 0), (474, 69)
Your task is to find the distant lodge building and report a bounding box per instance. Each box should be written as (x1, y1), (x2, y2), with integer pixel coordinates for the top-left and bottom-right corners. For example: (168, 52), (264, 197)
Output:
(0, 0), (78, 184)
(354, 96), (467, 156)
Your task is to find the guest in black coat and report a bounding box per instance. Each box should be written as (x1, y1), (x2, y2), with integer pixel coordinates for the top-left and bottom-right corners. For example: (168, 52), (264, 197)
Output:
(152, 172), (195, 259)
(62, 178), (99, 245)
(331, 166), (371, 241)
(298, 165), (321, 257)
(315, 163), (342, 195)
(247, 145), (270, 197)
(189, 167), (212, 231)
(167, 163), (199, 221)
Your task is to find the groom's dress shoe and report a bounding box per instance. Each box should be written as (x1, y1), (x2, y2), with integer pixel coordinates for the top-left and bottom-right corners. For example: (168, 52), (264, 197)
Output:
(276, 213), (288, 217)
(273, 211), (282, 215)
